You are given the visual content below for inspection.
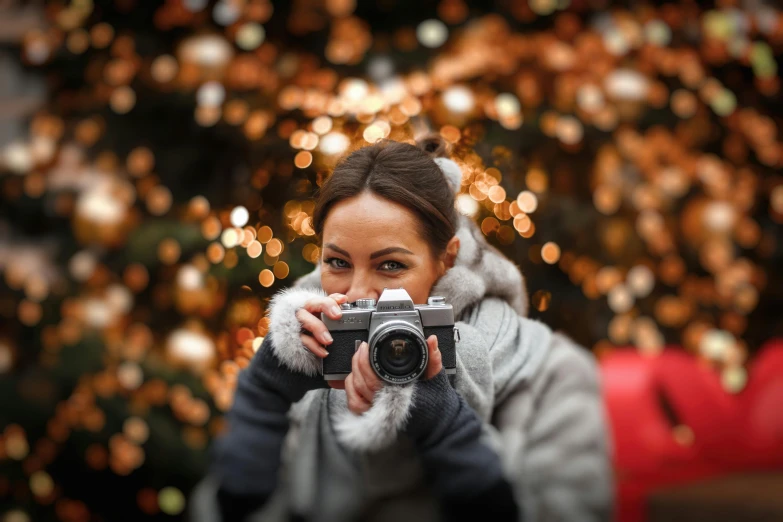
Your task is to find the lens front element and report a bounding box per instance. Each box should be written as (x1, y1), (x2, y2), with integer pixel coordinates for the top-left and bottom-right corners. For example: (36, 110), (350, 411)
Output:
(370, 324), (428, 384)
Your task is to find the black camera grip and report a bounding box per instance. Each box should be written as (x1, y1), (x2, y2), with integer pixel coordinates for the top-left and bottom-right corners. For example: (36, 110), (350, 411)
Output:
(423, 325), (457, 371)
(322, 329), (369, 377)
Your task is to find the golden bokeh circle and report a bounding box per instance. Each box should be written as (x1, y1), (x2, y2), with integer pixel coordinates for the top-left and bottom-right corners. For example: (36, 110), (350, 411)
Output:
(258, 269), (275, 287)
(266, 238), (283, 257)
(541, 242), (561, 264)
(294, 151), (313, 169)
(273, 261), (290, 279)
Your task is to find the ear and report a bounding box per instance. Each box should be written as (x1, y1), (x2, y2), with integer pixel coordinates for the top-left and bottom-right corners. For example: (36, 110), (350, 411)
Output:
(443, 236), (460, 271)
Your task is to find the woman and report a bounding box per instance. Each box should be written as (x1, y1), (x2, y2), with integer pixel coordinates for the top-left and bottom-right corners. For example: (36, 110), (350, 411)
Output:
(192, 138), (613, 522)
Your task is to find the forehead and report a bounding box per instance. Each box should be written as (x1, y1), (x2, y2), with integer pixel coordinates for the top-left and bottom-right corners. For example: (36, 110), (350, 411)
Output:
(322, 192), (427, 252)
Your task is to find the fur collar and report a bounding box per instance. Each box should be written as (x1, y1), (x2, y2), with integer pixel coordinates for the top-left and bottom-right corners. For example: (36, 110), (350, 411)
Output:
(265, 215), (528, 452)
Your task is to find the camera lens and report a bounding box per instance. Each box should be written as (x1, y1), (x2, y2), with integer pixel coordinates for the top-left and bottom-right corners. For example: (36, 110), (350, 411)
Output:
(370, 326), (427, 384)
(378, 336), (419, 376)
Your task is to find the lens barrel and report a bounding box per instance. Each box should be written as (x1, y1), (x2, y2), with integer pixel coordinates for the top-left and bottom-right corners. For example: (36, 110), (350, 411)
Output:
(369, 323), (428, 384)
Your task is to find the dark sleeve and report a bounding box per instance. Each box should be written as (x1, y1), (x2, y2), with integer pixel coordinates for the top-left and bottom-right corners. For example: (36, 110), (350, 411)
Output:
(406, 372), (520, 522)
(215, 488), (271, 522)
(441, 478), (519, 522)
(211, 334), (327, 521)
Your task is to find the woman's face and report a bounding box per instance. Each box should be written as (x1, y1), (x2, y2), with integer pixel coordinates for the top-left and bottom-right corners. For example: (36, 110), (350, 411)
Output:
(320, 191), (457, 305)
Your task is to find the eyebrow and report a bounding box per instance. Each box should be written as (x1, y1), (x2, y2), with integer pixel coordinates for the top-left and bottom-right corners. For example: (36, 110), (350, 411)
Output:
(324, 243), (415, 260)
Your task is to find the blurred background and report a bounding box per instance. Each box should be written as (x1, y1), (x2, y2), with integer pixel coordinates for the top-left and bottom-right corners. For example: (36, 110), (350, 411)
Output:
(1, 0), (782, 521)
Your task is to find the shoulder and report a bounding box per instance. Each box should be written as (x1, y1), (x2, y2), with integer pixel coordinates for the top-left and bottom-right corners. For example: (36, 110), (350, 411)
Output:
(461, 297), (552, 354)
(460, 296), (544, 339)
(457, 296), (600, 397)
(467, 298), (598, 383)
(534, 331), (601, 396)
(464, 297), (599, 397)
(456, 297), (552, 400)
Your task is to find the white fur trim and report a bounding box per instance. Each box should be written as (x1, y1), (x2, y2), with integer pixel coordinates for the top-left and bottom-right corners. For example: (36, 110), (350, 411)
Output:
(454, 220), (479, 263)
(333, 383), (415, 452)
(291, 266), (322, 292)
(432, 265), (486, 319)
(433, 157), (463, 194)
(267, 287), (326, 376)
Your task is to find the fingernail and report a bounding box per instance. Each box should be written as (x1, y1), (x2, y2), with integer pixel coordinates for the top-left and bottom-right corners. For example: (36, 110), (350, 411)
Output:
(321, 331), (333, 343)
(330, 306), (342, 317)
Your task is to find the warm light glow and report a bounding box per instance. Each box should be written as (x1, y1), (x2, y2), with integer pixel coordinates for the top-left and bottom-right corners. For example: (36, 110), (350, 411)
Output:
(417, 19), (448, 48)
(230, 206), (249, 227)
(443, 86), (474, 113)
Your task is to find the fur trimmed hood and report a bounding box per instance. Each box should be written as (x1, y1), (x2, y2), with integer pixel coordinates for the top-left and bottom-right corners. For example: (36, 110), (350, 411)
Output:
(264, 214), (528, 452)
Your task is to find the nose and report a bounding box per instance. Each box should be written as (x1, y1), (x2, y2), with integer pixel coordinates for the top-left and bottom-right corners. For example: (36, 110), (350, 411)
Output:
(346, 277), (380, 304)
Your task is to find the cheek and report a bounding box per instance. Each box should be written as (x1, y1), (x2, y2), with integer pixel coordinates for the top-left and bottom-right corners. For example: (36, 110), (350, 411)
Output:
(401, 267), (440, 304)
(319, 271), (348, 296)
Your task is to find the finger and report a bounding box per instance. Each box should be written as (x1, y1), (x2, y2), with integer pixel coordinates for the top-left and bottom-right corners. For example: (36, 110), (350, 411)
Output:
(356, 342), (383, 393)
(300, 333), (328, 358)
(328, 380), (346, 390)
(328, 293), (349, 305)
(350, 346), (376, 404)
(344, 373), (371, 414)
(296, 308), (334, 346)
(425, 335), (443, 380)
(303, 296), (344, 320)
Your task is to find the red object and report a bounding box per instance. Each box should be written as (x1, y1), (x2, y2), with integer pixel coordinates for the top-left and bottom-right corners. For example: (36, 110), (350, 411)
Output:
(600, 339), (783, 522)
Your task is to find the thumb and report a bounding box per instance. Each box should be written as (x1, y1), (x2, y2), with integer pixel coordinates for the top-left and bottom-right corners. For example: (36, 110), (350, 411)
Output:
(424, 334), (442, 380)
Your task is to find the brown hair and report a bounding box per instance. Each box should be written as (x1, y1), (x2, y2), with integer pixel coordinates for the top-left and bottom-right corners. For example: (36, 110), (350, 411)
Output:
(313, 136), (458, 258)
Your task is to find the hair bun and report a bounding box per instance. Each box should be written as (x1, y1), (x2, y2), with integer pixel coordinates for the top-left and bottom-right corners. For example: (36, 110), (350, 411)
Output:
(415, 133), (461, 194)
(415, 133), (449, 159)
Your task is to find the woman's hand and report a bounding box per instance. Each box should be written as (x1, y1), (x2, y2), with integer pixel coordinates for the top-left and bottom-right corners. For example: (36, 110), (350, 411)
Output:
(296, 292), (348, 357)
(345, 334), (443, 414)
(295, 292), (351, 390)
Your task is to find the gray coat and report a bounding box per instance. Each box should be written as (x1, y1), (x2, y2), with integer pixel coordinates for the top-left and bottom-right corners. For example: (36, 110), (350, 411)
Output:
(193, 215), (614, 521)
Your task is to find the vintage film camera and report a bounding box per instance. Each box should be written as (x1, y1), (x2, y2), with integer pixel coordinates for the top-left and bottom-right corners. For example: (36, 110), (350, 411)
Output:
(320, 288), (459, 384)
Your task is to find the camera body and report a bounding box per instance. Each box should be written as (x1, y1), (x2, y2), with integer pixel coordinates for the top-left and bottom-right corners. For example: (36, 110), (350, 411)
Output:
(320, 288), (459, 384)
